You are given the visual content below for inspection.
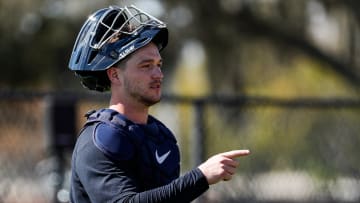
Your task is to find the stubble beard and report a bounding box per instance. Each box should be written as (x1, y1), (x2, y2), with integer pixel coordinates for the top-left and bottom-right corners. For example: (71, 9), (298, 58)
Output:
(135, 92), (161, 107)
(125, 79), (161, 107)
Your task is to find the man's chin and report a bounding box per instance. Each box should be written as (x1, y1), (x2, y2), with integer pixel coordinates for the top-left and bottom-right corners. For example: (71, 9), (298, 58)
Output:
(141, 97), (161, 107)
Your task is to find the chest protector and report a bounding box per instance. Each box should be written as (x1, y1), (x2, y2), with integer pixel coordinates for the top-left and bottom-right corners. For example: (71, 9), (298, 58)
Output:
(83, 108), (180, 190)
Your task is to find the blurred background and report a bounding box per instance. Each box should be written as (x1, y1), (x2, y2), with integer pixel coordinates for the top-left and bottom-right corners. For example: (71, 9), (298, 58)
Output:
(1, 0), (360, 202)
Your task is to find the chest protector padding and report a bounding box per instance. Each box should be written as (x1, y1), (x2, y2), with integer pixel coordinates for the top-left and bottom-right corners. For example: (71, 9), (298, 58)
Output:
(84, 109), (180, 189)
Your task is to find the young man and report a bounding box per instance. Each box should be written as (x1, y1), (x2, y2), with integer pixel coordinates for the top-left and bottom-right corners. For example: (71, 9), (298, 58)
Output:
(68, 5), (250, 203)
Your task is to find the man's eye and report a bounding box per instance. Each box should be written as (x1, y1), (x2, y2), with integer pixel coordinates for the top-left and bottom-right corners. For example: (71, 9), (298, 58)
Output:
(141, 64), (151, 68)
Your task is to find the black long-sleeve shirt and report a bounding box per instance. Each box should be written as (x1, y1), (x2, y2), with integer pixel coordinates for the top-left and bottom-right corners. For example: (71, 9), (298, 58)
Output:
(70, 109), (209, 203)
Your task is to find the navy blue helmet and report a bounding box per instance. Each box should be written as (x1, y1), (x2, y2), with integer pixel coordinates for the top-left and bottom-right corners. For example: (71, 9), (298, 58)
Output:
(68, 5), (168, 91)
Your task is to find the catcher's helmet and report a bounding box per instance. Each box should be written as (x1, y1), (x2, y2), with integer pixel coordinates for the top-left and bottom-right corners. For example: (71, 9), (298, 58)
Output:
(68, 5), (168, 91)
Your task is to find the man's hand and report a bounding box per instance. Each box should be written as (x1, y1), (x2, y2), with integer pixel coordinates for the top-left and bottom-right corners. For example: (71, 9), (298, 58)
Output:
(198, 150), (250, 185)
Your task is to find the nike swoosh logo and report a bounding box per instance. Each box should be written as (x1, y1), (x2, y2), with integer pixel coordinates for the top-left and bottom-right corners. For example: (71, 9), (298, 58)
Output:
(155, 150), (171, 164)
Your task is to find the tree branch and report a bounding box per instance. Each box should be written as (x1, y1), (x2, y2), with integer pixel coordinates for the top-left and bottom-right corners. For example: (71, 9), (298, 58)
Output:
(235, 9), (360, 88)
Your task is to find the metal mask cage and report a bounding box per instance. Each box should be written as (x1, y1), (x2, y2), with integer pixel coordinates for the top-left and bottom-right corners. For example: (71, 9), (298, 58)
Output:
(89, 5), (166, 50)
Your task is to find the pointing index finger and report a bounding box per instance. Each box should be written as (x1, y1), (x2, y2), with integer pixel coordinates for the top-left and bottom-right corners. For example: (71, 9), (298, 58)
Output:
(222, 150), (250, 159)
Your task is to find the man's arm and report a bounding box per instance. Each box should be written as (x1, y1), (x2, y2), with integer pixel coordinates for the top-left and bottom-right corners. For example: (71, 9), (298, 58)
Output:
(72, 127), (249, 203)
(120, 168), (209, 203)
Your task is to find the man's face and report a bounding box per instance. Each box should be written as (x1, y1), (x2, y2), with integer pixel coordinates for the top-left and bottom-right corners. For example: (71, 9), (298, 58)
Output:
(120, 43), (164, 106)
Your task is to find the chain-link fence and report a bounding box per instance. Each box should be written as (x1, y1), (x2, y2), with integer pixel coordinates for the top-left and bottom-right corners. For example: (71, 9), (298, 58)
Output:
(0, 91), (359, 203)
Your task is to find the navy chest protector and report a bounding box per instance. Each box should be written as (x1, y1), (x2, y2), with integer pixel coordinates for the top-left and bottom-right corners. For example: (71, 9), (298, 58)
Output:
(83, 109), (180, 189)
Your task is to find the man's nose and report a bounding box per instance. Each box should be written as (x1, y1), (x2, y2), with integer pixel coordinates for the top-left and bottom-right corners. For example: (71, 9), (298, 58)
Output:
(152, 67), (164, 79)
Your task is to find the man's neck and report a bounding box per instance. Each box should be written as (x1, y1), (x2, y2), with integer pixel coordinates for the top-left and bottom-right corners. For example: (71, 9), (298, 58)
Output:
(109, 101), (149, 124)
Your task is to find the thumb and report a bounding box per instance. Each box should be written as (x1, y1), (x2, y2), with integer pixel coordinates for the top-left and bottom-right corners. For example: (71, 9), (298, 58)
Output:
(221, 149), (250, 159)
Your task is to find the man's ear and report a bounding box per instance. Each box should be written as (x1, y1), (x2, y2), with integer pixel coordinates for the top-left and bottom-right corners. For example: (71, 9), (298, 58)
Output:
(106, 67), (121, 84)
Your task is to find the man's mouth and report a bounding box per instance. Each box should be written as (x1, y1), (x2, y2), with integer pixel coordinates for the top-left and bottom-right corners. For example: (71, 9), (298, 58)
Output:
(150, 81), (162, 89)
